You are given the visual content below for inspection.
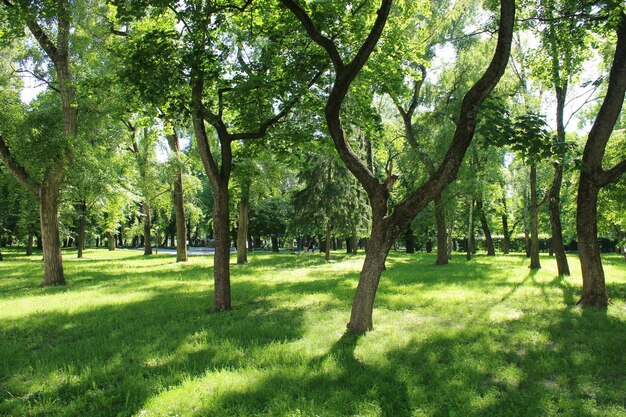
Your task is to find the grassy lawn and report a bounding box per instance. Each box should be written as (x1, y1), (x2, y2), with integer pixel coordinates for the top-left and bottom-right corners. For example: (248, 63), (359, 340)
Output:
(1, 248), (625, 417)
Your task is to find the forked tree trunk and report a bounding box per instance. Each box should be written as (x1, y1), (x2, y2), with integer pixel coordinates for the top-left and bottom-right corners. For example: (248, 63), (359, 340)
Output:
(236, 187), (249, 264)
(212, 183), (232, 311)
(477, 199), (495, 256)
(434, 194), (448, 265)
(576, 11), (626, 307)
(39, 182), (65, 286)
(143, 202), (153, 256)
(282, 0), (514, 335)
(529, 164), (541, 269)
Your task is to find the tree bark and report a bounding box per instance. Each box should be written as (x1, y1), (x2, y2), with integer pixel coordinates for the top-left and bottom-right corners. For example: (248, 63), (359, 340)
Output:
(477, 199), (495, 256)
(325, 224), (331, 260)
(529, 164), (541, 269)
(212, 183), (232, 311)
(39, 181), (65, 286)
(26, 232), (34, 256)
(143, 202), (153, 256)
(501, 190), (510, 254)
(466, 198), (474, 261)
(237, 185), (249, 264)
(166, 131), (188, 262)
(576, 179), (606, 306)
(347, 218), (394, 334)
(548, 84), (570, 275)
(76, 204), (86, 258)
(434, 194), (448, 264)
(549, 162), (570, 275)
(106, 231), (116, 251)
(404, 225), (415, 254)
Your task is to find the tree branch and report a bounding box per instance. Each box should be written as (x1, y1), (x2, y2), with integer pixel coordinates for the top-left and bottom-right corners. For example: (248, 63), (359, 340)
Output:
(600, 158), (626, 187)
(0, 134), (39, 195)
(229, 67), (326, 141)
(280, 0), (345, 71)
(392, 0), (515, 226)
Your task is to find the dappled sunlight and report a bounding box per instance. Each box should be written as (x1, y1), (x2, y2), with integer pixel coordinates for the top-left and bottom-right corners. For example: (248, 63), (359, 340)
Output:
(1, 249), (626, 416)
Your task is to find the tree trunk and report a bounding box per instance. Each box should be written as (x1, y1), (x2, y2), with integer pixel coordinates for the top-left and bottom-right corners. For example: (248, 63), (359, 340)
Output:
(143, 202), (153, 256)
(549, 83), (570, 275)
(349, 235), (358, 254)
(167, 132), (188, 262)
(271, 235), (279, 253)
(39, 182), (65, 286)
(434, 194), (448, 264)
(466, 198), (474, 261)
(529, 164), (541, 269)
(347, 218), (394, 334)
(618, 230), (626, 259)
(26, 232), (34, 256)
(576, 178), (607, 306)
(405, 225), (415, 254)
(501, 192), (510, 254)
(212, 184), (232, 311)
(549, 162), (570, 275)
(325, 224), (331, 261)
(477, 199), (495, 256)
(236, 186), (249, 264)
(106, 231), (116, 251)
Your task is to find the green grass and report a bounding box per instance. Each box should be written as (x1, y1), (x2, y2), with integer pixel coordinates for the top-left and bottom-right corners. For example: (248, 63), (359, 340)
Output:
(1, 248), (625, 417)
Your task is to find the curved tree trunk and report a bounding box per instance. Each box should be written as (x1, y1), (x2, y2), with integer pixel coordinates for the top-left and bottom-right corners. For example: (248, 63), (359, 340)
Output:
(237, 186), (249, 264)
(529, 164), (541, 269)
(576, 179), (607, 306)
(434, 194), (448, 264)
(212, 183), (232, 311)
(347, 219), (394, 334)
(143, 202), (153, 256)
(39, 182), (65, 286)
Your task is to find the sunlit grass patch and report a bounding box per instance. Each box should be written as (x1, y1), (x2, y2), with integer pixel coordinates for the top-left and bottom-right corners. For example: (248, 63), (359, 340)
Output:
(0, 248), (625, 416)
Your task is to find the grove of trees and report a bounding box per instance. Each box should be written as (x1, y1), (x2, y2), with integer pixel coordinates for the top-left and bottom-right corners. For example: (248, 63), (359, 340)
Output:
(1, 0), (625, 334)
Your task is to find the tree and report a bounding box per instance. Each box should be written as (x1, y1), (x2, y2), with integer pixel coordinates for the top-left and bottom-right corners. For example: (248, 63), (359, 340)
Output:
(283, 0), (515, 334)
(0, 0), (83, 284)
(576, 8), (626, 307)
(522, 0), (596, 276)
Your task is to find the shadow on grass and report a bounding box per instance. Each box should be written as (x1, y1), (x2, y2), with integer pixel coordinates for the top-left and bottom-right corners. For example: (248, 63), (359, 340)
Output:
(0, 286), (307, 417)
(192, 332), (412, 417)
